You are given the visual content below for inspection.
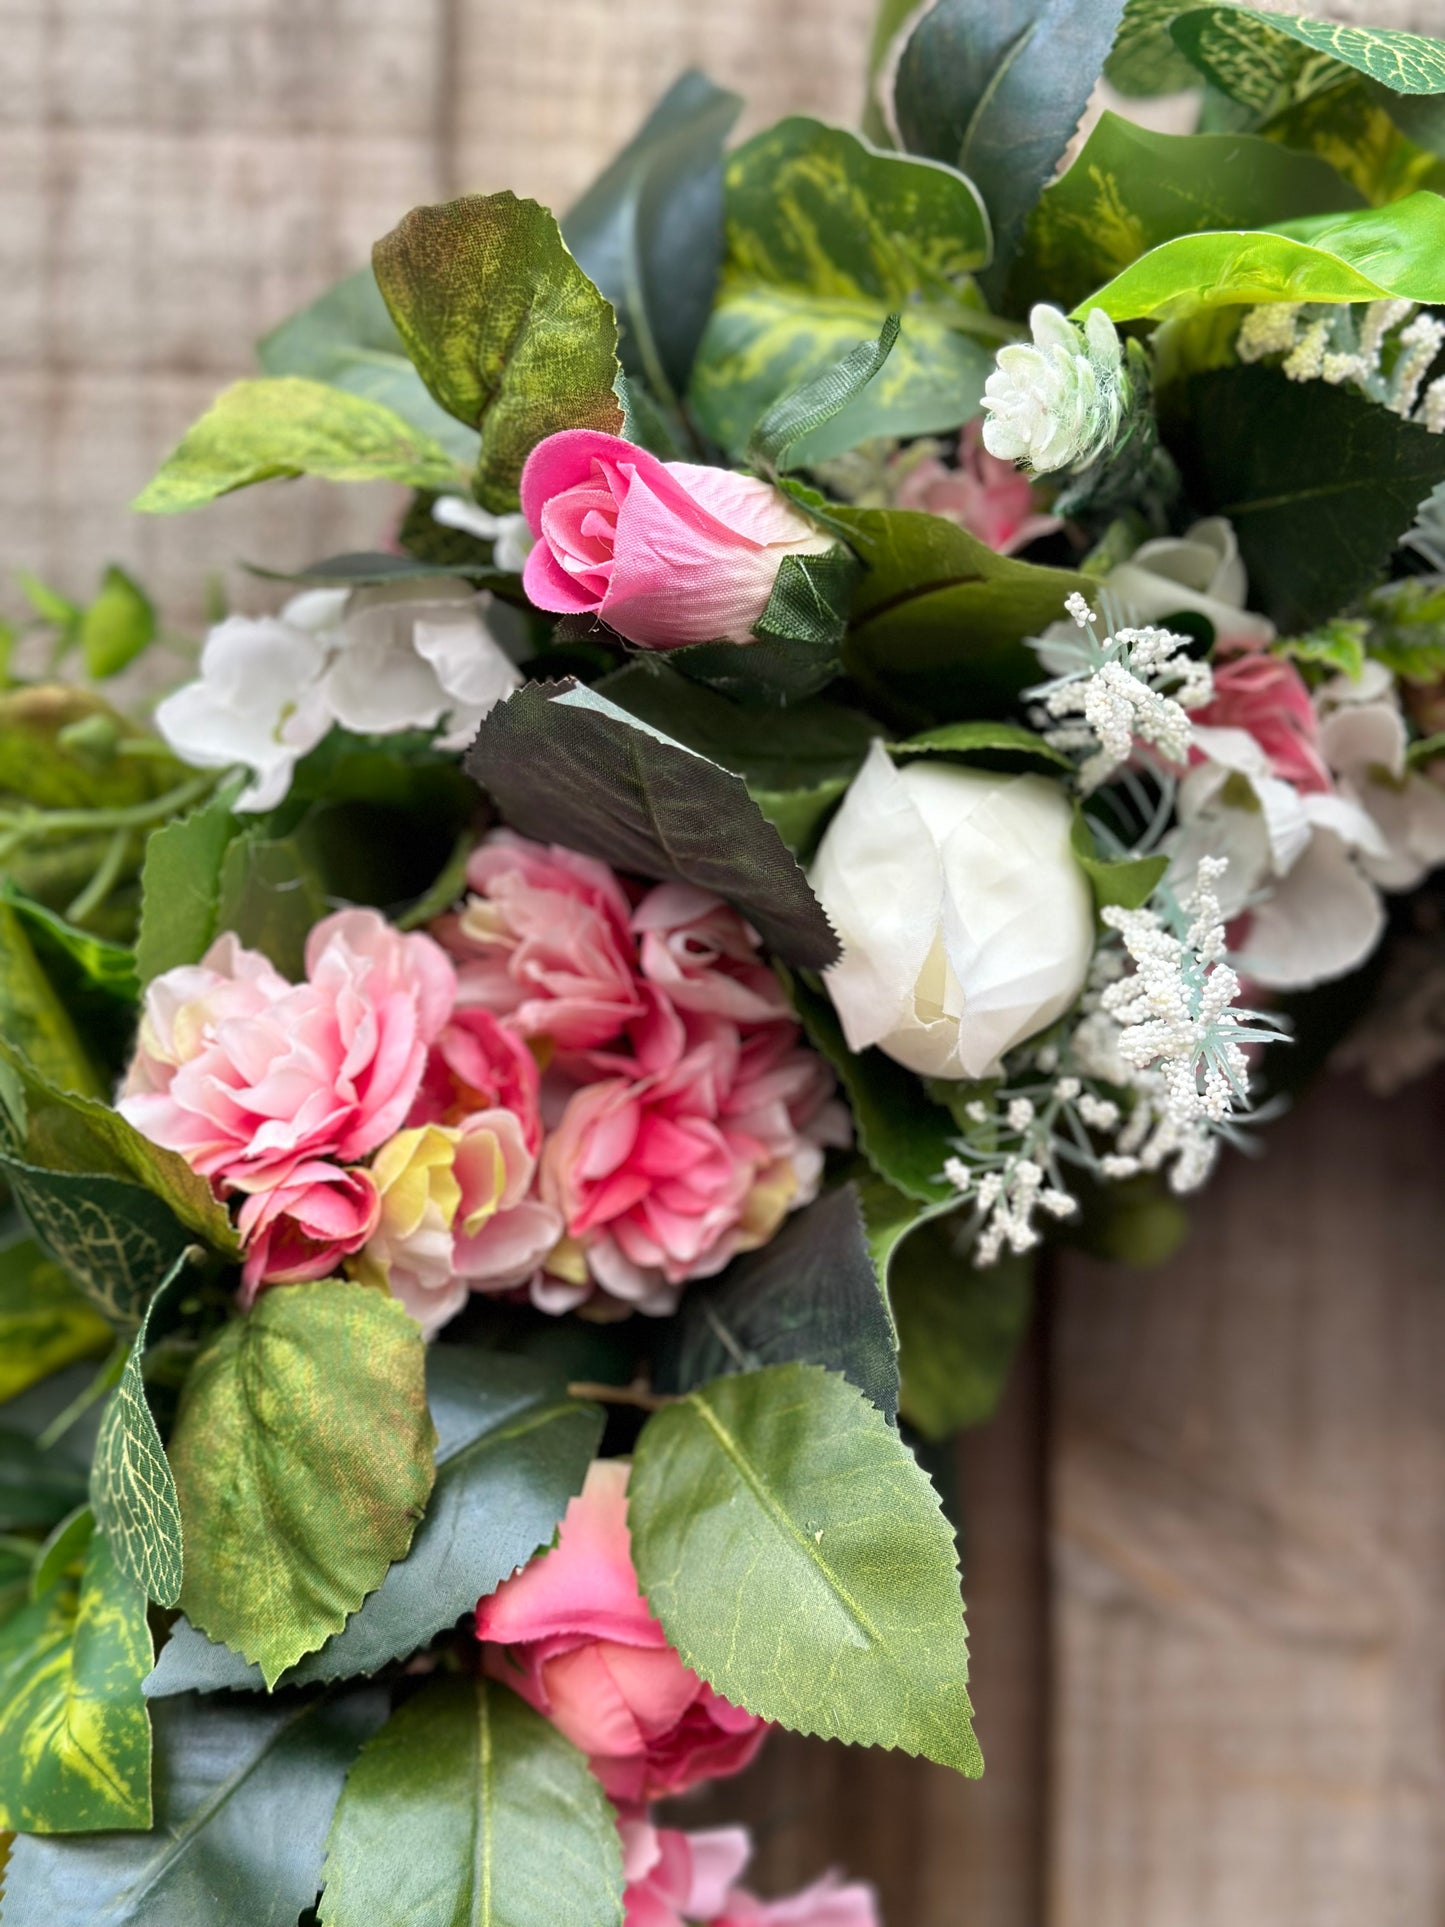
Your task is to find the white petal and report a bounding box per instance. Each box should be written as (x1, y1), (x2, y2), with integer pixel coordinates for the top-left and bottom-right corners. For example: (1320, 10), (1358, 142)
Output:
(1318, 701), (1408, 781)
(1237, 832), (1385, 989)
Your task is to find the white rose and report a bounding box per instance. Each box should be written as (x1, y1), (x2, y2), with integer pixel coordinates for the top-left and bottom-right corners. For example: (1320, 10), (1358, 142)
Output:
(809, 741), (1096, 1080)
(1104, 517), (1275, 649)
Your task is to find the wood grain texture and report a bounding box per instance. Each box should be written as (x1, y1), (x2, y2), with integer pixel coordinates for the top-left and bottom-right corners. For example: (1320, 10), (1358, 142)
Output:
(1050, 1073), (1445, 1927)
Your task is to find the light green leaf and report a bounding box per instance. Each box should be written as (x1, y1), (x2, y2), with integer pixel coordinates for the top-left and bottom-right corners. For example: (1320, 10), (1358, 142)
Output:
(1168, 6), (1445, 117)
(691, 116), (995, 461)
(1017, 110), (1362, 313)
(748, 313), (901, 474)
(630, 1363), (981, 1773)
(891, 0), (1128, 299)
(90, 1251), (194, 1607)
(147, 1348), (603, 1694)
(0, 1527), (152, 1832)
(749, 777), (852, 858)
(0, 885), (138, 1005)
(0, 1235), (112, 1402)
(1261, 79), (1445, 208)
(258, 265), (482, 468)
(79, 567), (156, 680)
(1072, 810), (1169, 911)
(0, 904), (102, 1097)
(1085, 189), (1445, 322)
(0, 1688), (387, 1927)
(372, 191), (624, 510)
(134, 786), (241, 985)
(890, 1220), (1034, 1440)
(0, 687), (177, 814)
(133, 377), (462, 514)
(466, 681), (838, 970)
(893, 719), (1072, 772)
(168, 1281), (436, 1687)
(318, 1677), (623, 1927)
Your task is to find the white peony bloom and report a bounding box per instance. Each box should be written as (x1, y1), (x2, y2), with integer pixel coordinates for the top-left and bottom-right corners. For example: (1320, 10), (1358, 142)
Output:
(153, 606), (333, 812)
(981, 305), (1126, 475)
(809, 741), (1096, 1080)
(1315, 663), (1445, 891)
(1103, 517), (1275, 649)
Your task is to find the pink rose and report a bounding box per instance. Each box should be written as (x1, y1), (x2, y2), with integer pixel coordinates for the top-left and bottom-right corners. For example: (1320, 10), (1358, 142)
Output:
(233, 1160), (380, 1297)
(632, 883), (791, 1026)
(519, 430), (834, 648)
(476, 1459), (766, 1804)
(120, 910), (455, 1185)
(539, 1005), (846, 1313)
(893, 419), (1062, 555)
(439, 831), (645, 1051)
(1189, 654), (1332, 794)
(620, 1818), (879, 1927)
(411, 1006), (543, 1154)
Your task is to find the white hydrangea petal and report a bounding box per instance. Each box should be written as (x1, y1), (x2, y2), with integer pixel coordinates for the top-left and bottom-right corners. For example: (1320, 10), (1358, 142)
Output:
(1237, 831), (1385, 989)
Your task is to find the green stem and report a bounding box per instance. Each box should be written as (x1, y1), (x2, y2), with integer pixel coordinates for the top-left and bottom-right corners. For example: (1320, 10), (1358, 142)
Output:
(65, 825), (132, 924)
(0, 770), (216, 856)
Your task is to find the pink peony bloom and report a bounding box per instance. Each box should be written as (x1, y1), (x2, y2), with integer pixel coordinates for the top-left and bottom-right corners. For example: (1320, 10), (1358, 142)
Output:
(540, 1004), (847, 1313)
(233, 1160), (380, 1298)
(411, 1005), (543, 1154)
(476, 1459), (766, 1804)
(620, 1817), (879, 1927)
(893, 419), (1062, 555)
(439, 831), (645, 1051)
(632, 883), (791, 1026)
(519, 430), (834, 649)
(1189, 654), (1332, 795)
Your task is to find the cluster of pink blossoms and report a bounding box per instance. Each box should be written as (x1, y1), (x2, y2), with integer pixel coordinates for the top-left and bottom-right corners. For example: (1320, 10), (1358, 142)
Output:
(118, 831), (844, 1329)
(477, 1461), (877, 1927)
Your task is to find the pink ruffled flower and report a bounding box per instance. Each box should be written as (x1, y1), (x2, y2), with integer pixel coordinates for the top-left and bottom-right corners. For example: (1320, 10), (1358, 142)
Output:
(411, 1006), (543, 1154)
(620, 1817), (879, 1927)
(540, 1004), (847, 1313)
(632, 883), (791, 1026)
(233, 1161), (380, 1297)
(519, 430), (834, 649)
(894, 419), (1062, 555)
(476, 1460), (766, 1804)
(1189, 654), (1332, 795)
(439, 831), (645, 1051)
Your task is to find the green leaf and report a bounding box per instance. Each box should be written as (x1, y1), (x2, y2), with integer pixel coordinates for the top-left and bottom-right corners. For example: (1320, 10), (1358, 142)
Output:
(1167, 6), (1445, 118)
(562, 69), (742, 407)
(0, 885), (139, 1005)
(0, 688), (178, 814)
(1260, 79), (1445, 208)
(372, 191), (624, 511)
(834, 503), (1092, 723)
(14, 571), (80, 633)
(78, 567), (156, 680)
(892, 0), (1128, 299)
(0, 1527), (152, 1832)
(1016, 111), (1362, 314)
(1071, 809), (1169, 911)
(0, 1688), (387, 1927)
(0, 904), (102, 1097)
(0, 1235), (112, 1402)
(786, 966), (956, 1205)
(0, 1429), (87, 1532)
(1105, 0), (1203, 95)
(466, 680), (839, 970)
(893, 718), (1072, 772)
(134, 787), (240, 984)
(630, 1362), (981, 1773)
(690, 117), (995, 462)
(890, 1220), (1033, 1440)
(667, 549), (860, 708)
(749, 778), (852, 857)
(258, 264), (482, 468)
(1275, 620), (1368, 681)
(1085, 190), (1445, 322)
(133, 377), (461, 514)
(147, 1348), (603, 1694)
(214, 830), (329, 981)
(749, 314), (901, 474)
(317, 1677), (624, 1927)
(168, 1282), (436, 1687)
(654, 1185), (899, 1421)
(1170, 364), (1445, 631)
(30, 1504), (95, 1602)
(90, 1250), (194, 1607)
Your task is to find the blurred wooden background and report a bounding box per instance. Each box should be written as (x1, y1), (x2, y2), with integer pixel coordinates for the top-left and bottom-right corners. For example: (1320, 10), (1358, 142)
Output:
(4, 1), (1444, 1921)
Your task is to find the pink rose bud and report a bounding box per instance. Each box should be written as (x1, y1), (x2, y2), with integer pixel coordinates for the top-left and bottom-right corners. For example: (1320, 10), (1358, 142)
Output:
(519, 429), (835, 649)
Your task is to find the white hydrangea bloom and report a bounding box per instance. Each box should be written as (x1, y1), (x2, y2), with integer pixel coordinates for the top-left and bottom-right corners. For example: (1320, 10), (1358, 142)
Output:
(431, 495), (534, 573)
(982, 306), (1127, 474)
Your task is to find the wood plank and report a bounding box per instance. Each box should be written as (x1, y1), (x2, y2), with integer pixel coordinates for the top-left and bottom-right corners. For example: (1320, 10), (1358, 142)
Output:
(1049, 1073), (1445, 1926)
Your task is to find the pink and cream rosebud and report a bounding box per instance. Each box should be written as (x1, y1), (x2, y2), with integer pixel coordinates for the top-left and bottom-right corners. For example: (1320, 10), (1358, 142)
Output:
(476, 1459), (767, 1804)
(519, 430), (834, 649)
(893, 419), (1062, 556)
(620, 1817), (880, 1927)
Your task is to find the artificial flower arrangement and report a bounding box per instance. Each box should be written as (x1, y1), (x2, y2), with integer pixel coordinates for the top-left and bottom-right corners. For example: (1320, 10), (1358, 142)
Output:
(5, 0), (1445, 1920)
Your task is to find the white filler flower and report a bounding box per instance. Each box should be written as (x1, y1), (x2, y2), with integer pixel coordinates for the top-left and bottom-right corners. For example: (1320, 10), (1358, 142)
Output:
(982, 305), (1126, 475)
(810, 741), (1096, 1080)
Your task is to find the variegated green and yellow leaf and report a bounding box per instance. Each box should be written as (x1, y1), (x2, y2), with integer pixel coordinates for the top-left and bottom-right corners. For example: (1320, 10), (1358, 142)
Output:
(0, 1235), (113, 1401)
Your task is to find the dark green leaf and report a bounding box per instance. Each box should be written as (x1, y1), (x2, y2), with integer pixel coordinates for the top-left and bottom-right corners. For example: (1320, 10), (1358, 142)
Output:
(1015, 111), (1362, 314)
(248, 548), (505, 587)
(654, 1185), (899, 1421)
(29, 1504), (94, 1602)
(0, 1235), (112, 1403)
(214, 831), (329, 982)
(168, 1282), (436, 1687)
(630, 1363), (981, 1773)
(465, 681), (838, 970)
(890, 1219), (1033, 1440)
(0, 1528), (152, 1832)
(562, 69), (742, 406)
(0, 1429), (87, 1532)
(0, 1688), (387, 1927)
(258, 265), (482, 468)
(749, 314), (901, 474)
(372, 192), (624, 510)
(79, 567), (156, 680)
(90, 1250), (195, 1607)
(667, 548), (860, 708)
(317, 1678), (624, 1927)
(893, 0), (1128, 299)
(0, 886), (139, 1004)
(133, 379), (462, 513)
(147, 1348), (603, 1694)
(134, 786), (241, 985)
(1170, 364), (1445, 631)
